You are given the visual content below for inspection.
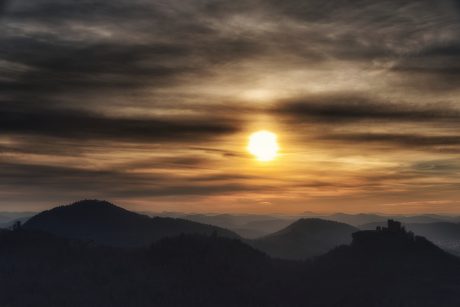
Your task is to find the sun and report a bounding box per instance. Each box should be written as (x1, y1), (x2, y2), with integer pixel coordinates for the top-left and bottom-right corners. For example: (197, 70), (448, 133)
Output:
(247, 130), (279, 161)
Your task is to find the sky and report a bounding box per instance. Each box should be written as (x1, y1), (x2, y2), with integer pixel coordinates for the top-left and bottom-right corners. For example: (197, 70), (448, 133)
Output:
(1, 0), (460, 214)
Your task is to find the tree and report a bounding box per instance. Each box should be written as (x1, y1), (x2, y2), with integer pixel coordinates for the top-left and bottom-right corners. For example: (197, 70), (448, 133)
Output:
(11, 221), (22, 231)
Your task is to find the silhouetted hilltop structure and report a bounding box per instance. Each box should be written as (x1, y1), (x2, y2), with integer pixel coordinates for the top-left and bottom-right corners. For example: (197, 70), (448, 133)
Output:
(317, 219), (459, 280)
(378, 218), (405, 232)
(360, 220), (460, 256)
(349, 219), (449, 256)
(23, 199), (239, 246)
(324, 213), (457, 226)
(353, 219), (413, 248)
(251, 218), (357, 259)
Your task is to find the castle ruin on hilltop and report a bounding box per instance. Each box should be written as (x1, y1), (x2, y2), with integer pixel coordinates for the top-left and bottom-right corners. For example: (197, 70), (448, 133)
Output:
(351, 219), (416, 248)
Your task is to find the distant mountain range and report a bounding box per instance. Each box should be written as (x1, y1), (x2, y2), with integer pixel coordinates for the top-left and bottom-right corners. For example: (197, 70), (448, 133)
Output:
(18, 200), (460, 260)
(315, 212), (460, 226)
(168, 213), (294, 238)
(23, 200), (239, 246)
(250, 218), (358, 259)
(22, 200), (360, 259)
(146, 211), (460, 239)
(4, 199), (460, 306)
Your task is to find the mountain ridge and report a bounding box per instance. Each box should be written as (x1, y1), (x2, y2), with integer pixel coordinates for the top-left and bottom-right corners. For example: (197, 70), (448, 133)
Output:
(23, 199), (239, 247)
(250, 218), (358, 259)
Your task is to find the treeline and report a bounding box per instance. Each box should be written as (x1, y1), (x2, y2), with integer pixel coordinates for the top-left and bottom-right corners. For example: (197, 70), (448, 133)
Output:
(1, 229), (460, 307)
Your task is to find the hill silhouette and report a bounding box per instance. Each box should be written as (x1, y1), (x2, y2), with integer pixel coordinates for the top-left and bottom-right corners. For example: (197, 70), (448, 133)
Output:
(151, 212), (460, 238)
(23, 200), (239, 246)
(361, 220), (460, 256)
(407, 222), (460, 255)
(3, 220), (460, 306)
(0, 229), (286, 307)
(307, 220), (460, 306)
(3, 219), (460, 306)
(250, 218), (357, 259)
(327, 220), (455, 261)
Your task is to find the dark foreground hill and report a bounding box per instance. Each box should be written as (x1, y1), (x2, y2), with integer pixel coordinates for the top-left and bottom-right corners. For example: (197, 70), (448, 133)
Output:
(361, 221), (460, 256)
(23, 200), (238, 246)
(250, 218), (357, 259)
(308, 220), (460, 307)
(0, 229), (286, 307)
(2, 219), (460, 307)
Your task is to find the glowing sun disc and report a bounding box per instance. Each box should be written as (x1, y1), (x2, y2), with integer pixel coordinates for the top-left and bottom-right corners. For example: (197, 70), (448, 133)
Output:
(247, 130), (279, 161)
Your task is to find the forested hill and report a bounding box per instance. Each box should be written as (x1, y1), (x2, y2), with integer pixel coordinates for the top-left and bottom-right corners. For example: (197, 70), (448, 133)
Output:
(2, 220), (460, 306)
(23, 199), (239, 246)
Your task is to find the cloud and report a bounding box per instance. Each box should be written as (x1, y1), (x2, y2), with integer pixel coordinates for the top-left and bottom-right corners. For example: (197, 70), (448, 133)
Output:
(275, 94), (460, 124)
(411, 159), (460, 173)
(0, 161), (272, 200)
(321, 133), (460, 148)
(390, 43), (460, 91)
(0, 107), (240, 142)
(274, 93), (460, 153)
(1, 1), (265, 95)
